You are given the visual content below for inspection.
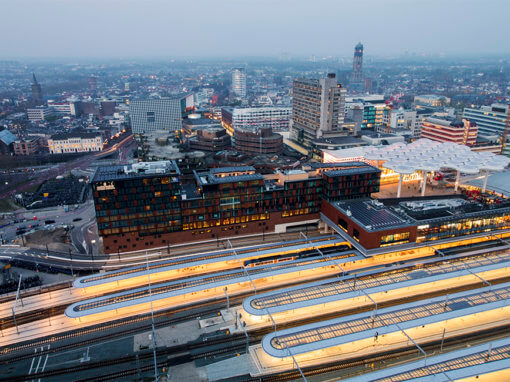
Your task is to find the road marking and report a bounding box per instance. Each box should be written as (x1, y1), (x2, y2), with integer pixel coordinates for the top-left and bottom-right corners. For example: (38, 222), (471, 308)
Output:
(34, 346), (44, 374)
(28, 348), (37, 374)
(38, 345), (50, 382)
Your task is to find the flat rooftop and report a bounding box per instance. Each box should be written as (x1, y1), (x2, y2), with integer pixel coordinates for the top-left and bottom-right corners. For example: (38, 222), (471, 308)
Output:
(336, 199), (410, 231)
(334, 195), (510, 232)
(91, 160), (180, 183)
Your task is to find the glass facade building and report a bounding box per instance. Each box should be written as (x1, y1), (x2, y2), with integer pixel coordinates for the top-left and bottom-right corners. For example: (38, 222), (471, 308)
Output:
(92, 161), (381, 253)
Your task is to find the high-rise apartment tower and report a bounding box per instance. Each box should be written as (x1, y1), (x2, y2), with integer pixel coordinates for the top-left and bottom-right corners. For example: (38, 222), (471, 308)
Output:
(291, 73), (347, 148)
(232, 67), (246, 98)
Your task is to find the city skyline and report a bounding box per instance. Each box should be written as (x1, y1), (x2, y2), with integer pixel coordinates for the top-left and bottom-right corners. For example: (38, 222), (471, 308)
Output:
(1, 0), (509, 59)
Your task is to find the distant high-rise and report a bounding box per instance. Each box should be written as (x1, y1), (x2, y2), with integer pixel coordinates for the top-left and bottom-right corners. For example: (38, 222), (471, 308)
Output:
(31, 73), (43, 106)
(231, 68), (246, 99)
(291, 73), (347, 148)
(364, 78), (373, 93)
(88, 76), (97, 91)
(352, 42), (364, 84)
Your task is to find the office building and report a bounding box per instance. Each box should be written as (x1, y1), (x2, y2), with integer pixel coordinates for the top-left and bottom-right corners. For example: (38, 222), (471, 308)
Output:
(188, 128), (231, 152)
(221, 107), (291, 136)
(47, 132), (103, 154)
(47, 100), (81, 116)
(232, 68), (247, 98)
(130, 98), (183, 134)
(463, 103), (510, 140)
(13, 137), (43, 155)
(92, 161), (380, 253)
(362, 101), (391, 130)
(27, 106), (54, 121)
(101, 101), (116, 116)
(89, 76), (97, 90)
(351, 42), (364, 85)
(378, 107), (420, 139)
(421, 117), (478, 145)
(364, 77), (372, 93)
(233, 127), (283, 155)
(291, 74), (347, 148)
(31, 73), (43, 106)
(81, 102), (100, 116)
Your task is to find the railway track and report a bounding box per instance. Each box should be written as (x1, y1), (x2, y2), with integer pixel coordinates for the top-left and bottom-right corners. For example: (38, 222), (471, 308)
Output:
(250, 325), (510, 382)
(11, 319), (510, 382)
(0, 245), (347, 330)
(3, 274), (510, 380)
(3, 242), (509, 358)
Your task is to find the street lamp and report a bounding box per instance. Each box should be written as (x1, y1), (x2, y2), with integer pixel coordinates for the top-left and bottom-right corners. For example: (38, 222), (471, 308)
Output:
(90, 240), (96, 263)
(68, 248), (74, 277)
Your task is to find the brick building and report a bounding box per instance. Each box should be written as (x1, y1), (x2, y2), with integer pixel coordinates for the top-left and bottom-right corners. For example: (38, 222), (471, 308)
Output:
(91, 161), (381, 253)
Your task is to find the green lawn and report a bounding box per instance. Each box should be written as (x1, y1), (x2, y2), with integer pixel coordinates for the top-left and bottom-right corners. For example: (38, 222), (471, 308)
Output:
(0, 198), (21, 212)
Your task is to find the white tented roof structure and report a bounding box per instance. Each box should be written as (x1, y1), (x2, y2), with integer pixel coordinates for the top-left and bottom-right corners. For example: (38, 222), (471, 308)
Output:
(330, 138), (510, 197)
(363, 138), (509, 173)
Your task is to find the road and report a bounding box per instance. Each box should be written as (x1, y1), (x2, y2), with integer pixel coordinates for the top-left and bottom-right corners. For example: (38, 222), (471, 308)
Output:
(0, 134), (133, 200)
(1, 134), (134, 254)
(0, 231), (326, 273)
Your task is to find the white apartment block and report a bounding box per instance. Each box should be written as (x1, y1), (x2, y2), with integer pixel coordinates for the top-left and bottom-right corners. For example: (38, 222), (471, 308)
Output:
(221, 106), (292, 135)
(48, 132), (103, 154)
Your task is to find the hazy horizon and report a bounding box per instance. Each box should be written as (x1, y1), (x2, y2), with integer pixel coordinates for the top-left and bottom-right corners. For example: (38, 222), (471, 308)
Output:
(1, 0), (509, 60)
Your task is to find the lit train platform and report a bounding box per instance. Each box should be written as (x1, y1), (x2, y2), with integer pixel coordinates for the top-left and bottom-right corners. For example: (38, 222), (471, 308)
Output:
(250, 283), (510, 375)
(65, 250), (365, 322)
(344, 336), (510, 381)
(239, 247), (510, 327)
(72, 236), (349, 293)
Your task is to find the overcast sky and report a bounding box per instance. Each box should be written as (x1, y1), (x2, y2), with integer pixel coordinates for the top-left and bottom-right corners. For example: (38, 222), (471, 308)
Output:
(1, 0), (508, 59)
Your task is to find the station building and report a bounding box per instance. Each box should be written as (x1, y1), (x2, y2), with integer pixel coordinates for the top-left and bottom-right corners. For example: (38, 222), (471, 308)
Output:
(322, 195), (510, 249)
(91, 161), (380, 253)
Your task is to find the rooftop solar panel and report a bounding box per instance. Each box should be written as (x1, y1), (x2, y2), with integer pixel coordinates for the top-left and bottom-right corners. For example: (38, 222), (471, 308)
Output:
(337, 200), (407, 230)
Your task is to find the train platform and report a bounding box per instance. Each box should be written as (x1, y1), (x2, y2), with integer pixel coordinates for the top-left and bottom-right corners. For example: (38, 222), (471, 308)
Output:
(65, 250), (365, 322)
(344, 336), (510, 381)
(238, 247), (510, 328)
(250, 283), (510, 375)
(72, 236), (347, 293)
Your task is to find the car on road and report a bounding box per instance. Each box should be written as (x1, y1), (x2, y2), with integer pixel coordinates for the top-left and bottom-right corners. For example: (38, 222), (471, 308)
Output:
(72, 217), (83, 222)
(45, 219), (56, 224)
